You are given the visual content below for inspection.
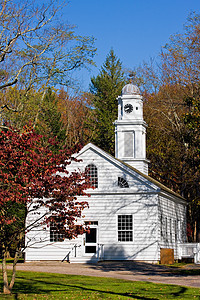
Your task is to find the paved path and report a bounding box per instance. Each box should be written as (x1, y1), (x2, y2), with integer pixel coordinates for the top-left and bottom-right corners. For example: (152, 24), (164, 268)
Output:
(9, 261), (200, 288)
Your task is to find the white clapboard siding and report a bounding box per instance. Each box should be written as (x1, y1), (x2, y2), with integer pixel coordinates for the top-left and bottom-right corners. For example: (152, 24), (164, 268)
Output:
(25, 143), (187, 263)
(157, 192), (187, 259)
(69, 148), (153, 192)
(81, 192), (159, 261)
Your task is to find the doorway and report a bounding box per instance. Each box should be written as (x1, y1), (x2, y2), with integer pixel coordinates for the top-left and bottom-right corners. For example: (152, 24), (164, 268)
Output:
(84, 222), (98, 256)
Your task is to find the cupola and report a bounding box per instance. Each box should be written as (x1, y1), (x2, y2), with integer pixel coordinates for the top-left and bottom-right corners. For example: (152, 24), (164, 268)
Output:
(122, 84), (140, 96)
(114, 84), (149, 175)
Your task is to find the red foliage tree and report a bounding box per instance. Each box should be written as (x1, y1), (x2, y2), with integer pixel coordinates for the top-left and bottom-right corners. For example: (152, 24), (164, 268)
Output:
(0, 126), (89, 294)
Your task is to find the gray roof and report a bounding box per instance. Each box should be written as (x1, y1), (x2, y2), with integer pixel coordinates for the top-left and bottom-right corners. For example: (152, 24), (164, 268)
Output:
(118, 158), (186, 202)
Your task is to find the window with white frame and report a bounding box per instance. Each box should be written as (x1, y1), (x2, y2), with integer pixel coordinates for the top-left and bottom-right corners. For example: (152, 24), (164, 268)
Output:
(118, 215), (133, 242)
(178, 219), (181, 241)
(160, 214), (163, 238)
(174, 219), (177, 242)
(85, 164), (98, 188)
(170, 218), (172, 243)
(165, 217), (168, 242)
(50, 222), (65, 242)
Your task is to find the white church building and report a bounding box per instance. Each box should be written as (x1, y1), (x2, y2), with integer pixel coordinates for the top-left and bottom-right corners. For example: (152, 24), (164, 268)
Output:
(25, 84), (189, 263)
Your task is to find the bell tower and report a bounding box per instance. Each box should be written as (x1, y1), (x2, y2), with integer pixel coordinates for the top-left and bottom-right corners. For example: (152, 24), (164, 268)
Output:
(114, 84), (149, 175)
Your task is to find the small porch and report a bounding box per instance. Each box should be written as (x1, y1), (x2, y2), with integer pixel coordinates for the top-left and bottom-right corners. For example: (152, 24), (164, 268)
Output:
(63, 243), (104, 264)
(178, 243), (200, 264)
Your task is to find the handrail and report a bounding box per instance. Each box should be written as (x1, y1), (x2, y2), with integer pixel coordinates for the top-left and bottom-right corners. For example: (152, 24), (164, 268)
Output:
(97, 243), (104, 261)
(61, 243), (81, 262)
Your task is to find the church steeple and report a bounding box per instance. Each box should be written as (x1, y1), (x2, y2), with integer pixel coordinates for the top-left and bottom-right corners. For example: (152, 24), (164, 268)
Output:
(114, 83), (149, 175)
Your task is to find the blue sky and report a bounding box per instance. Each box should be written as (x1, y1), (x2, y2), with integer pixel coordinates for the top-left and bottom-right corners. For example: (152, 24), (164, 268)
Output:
(63, 0), (200, 91)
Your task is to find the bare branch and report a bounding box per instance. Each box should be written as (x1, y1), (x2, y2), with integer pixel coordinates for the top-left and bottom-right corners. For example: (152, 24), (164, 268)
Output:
(0, 104), (19, 112)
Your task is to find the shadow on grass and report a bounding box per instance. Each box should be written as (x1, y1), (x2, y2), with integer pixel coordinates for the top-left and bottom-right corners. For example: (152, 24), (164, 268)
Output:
(7, 277), (155, 299)
(0, 259), (24, 264)
(174, 269), (200, 276)
(170, 286), (188, 298)
(0, 273), (192, 300)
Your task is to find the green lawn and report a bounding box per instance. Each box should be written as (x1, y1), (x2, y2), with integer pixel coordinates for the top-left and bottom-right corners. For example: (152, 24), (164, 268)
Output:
(0, 270), (200, 299)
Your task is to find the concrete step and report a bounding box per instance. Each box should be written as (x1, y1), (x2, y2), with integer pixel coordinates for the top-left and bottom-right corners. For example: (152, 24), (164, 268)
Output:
(70, 256), (99, 264)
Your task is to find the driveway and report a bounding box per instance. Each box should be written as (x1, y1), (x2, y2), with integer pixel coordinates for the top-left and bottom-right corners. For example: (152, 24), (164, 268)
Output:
(9, 261), (200, 288)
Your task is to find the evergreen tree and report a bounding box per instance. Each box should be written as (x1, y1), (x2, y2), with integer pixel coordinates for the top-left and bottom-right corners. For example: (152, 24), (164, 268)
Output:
(37, 88), (66, 150)
(90, 49), (126, 155)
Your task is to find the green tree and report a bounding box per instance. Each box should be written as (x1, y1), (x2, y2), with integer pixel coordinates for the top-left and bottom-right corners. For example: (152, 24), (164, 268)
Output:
(90, 49), (126, 155)
(58, 89), (96, 148)
(0, 87), (41, 129)
(37, 88), (66, 150)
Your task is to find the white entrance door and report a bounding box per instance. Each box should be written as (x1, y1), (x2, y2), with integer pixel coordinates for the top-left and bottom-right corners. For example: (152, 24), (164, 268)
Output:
(84, 225), (98, 256)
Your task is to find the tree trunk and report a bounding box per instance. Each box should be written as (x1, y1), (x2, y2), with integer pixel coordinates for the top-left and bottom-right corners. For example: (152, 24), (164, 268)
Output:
(194, 221), (197, 242)
(1, 248), (19, 294)
(9, 251), (19, 291)
(33, 89), (47, 129)
(2, 250), (11, 294)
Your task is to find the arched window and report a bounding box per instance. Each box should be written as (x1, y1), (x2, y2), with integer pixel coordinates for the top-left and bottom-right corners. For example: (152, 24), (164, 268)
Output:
(118, 177), (129, 188)
(85, 164), (98, 188)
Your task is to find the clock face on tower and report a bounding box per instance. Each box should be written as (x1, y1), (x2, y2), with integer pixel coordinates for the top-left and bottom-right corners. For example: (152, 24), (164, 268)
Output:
(124, 103), (133, 114)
